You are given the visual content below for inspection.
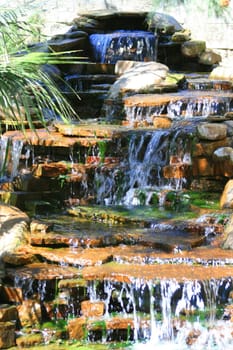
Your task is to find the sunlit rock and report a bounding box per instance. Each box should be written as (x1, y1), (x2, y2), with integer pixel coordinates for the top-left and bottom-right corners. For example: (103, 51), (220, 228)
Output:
(108, 62), (169, 99)
(0, 204), (29, 257)
(81, 300), (105, 317)
(171, 29), (191, 42)
(68, 317), (87, 340)
(209, 57), (233, 81)
(198, 49), (222, 65)
(181, 40), (206, 58)
(213, 147), (233, 161)
(197, 123), (227, 141)
(222, 210), (233, 248)
(220, 179), (233, 209)
(153, 116), (172, 129)
(17, 300), (42, 327)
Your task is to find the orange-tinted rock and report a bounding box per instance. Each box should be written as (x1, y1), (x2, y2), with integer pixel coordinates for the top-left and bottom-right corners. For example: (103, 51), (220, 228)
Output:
(16, 333), (44, 348)
(67, 317), (87, 340)
(0, 286), (23, 303)
(123, 91), (233, 108)
(82, 262), (233, 283)
(0, 322), (15, 349)
(193, 140), (228, 157)
(192, 157), (214, 177)
(6, 263), (80, 281)
(2, 252), (37, 266)
(163, 163), (191, 179)
(17, 300), (41, 327)
(32, 162), (68, 178)
(153, 116), (172, 129)
(0, 305), (18, 322)
(186, 329), (201, 345)
(105, 317), (134, 330)
(81, 300), (105, 317)
(54, 123), (129, 138)
(29, 247), (113, 267)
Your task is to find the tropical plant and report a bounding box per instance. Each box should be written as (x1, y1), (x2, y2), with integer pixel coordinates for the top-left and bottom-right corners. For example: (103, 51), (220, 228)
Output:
(0, 7), (80, 133)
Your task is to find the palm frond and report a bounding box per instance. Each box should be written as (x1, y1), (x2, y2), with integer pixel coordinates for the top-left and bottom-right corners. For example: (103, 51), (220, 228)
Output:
(0, 7), (83, 132)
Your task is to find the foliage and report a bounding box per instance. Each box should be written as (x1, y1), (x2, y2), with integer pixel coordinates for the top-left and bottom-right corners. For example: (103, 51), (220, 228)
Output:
(0, 7), (79, 132)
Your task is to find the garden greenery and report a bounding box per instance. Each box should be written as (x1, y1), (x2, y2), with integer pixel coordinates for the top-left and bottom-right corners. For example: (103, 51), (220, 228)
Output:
(0, 7), (80, 133)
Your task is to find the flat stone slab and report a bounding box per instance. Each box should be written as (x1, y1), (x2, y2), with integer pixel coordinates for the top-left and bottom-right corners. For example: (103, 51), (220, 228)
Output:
(2, 129), (112, 148)
(124, 90), (233, 107)
(82, 261), (233, 283)
(6, 263), (80, 281)
(54, 123), (130, 138)
(30, 247), (113, 266)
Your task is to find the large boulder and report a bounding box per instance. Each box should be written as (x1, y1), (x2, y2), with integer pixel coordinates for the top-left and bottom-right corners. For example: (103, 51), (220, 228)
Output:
(209, 57), (233, 81)
(108, 61), (169, 99)
(0, 204), (30, 272)
(220, 179), (233, 209)
(222, 212), (233, 249)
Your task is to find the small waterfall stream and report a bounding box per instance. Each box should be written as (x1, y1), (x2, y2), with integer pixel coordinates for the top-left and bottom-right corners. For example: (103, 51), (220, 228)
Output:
(89, 30), (157, 63)
(0, 136), (23, 180)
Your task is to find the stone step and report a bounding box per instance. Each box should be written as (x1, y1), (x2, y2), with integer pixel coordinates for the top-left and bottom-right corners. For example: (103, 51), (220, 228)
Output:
(3, 128), (118, 147)
(82, 261), (233, 283)
(123, 90), (233, 108)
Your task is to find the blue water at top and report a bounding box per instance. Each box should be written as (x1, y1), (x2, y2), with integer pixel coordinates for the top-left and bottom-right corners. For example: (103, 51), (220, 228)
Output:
(89, 30), (157, 63)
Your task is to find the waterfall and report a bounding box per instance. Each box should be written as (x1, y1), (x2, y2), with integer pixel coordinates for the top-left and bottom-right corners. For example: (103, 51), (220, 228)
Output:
(122, 130), (170, 205)
(93, 128), (194, 205)
(73, 274), (232, 348)
(89, 30), (157, 64)
(0, 136), (23, 180)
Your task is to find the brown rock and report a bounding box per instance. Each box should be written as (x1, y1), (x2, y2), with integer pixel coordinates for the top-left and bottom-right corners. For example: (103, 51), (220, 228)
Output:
(81, 300), (105, 317)
(181, 40), (206, 58)
(32, 162), (68, 178)
(16, 333), (44, 348)
(0, 286), (23, 303)
(198, 50), (222, 65)
(193, 140), (228, 157)
(68, 317), (87, 340)
(0, 322), (15, 349)
(153, 116), (172, 129)
(17, 300), (41, 327)
(192, 158), (214, 177)
(2, 251), (37, 266)
(0, 305), (18, 322)
(163, 163), (191, 179)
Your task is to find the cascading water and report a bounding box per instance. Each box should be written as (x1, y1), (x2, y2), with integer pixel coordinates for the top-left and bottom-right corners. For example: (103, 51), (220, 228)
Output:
(89, 30), (157, 64)
(0, 136), (23, 180)
(82, 276), (233, 348)
(94, 127), (193, 206)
